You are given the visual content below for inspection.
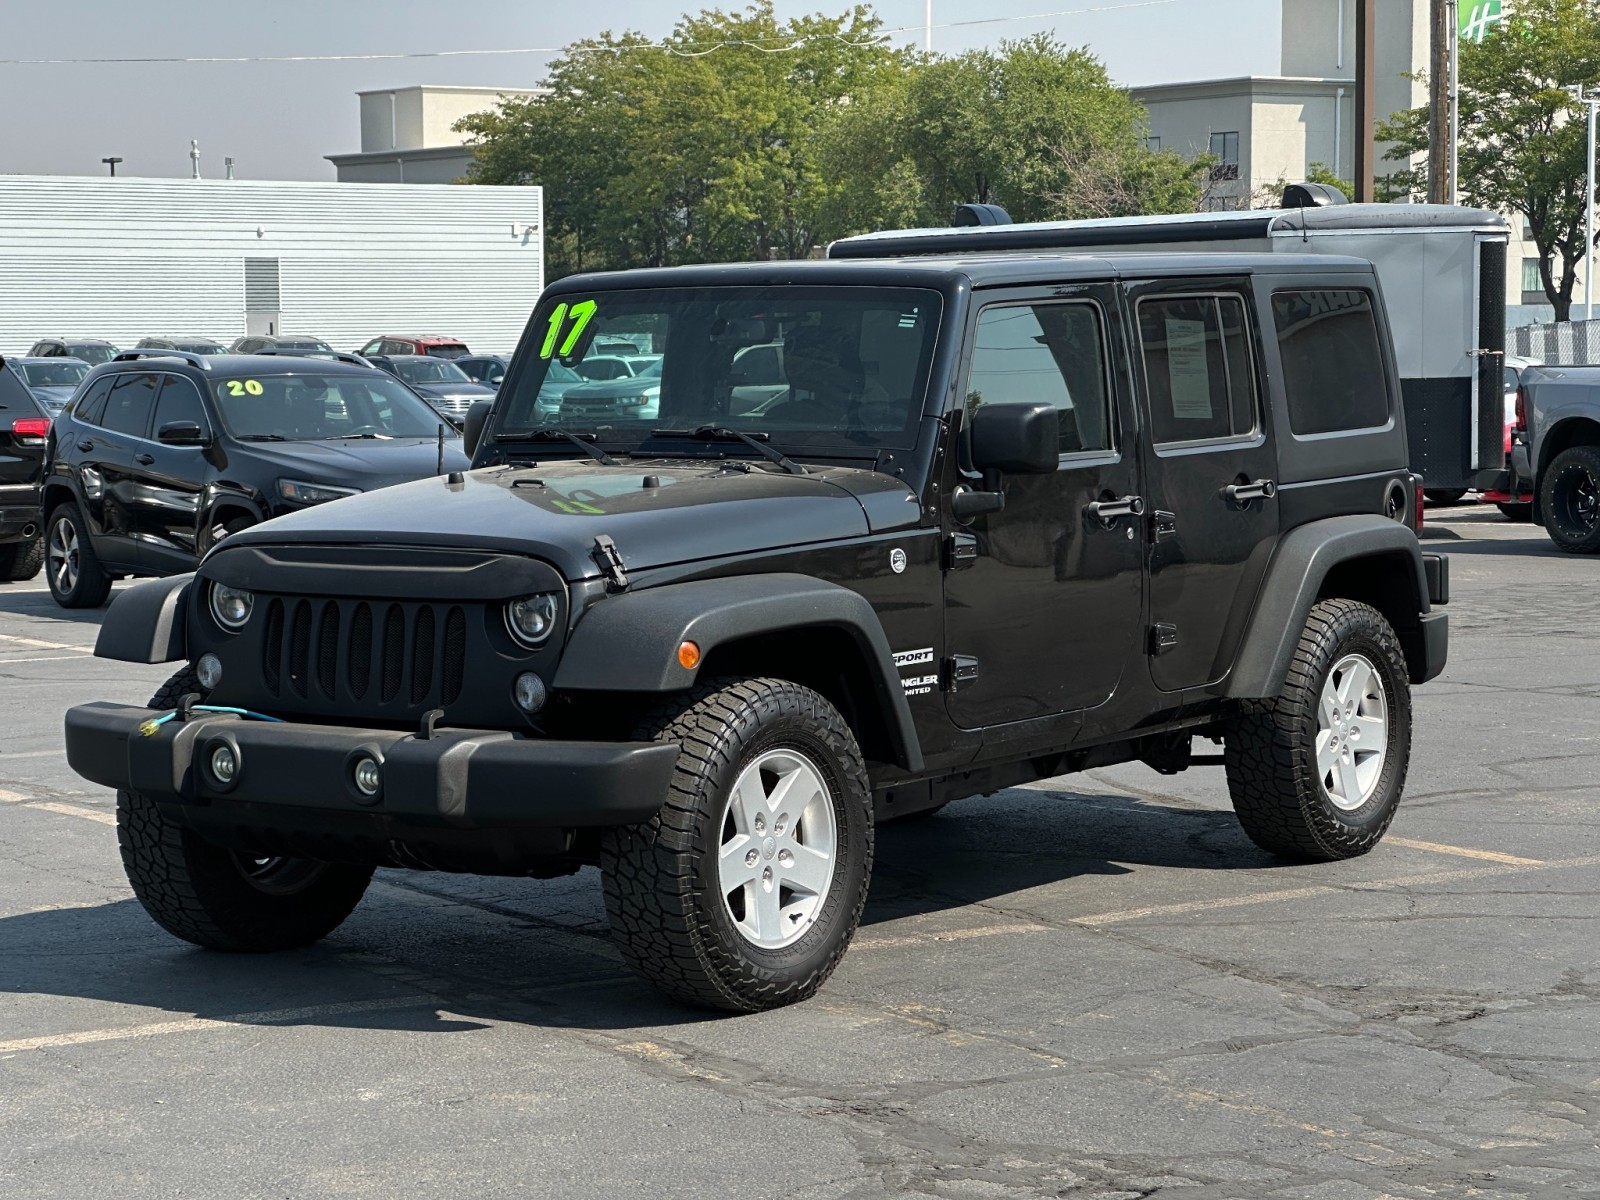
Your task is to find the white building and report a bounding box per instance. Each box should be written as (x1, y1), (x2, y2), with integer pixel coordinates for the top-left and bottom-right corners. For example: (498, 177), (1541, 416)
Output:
(327, 85), (548, 185)
(0, 175), (543, 355)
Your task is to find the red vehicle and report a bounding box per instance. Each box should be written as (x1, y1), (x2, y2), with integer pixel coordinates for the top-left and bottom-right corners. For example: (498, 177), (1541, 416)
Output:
(356, 335), (470, 359)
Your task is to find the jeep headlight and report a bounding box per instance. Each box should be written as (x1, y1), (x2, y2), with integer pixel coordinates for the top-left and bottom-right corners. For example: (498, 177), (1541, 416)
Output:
(278, 479), (361, 505)
(505, 593), (559, 647)
(210, 582), (255, 630)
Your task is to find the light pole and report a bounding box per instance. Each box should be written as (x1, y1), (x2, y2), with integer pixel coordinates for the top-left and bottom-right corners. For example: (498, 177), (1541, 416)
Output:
(1574, 85), (1599, 321)
(101, 156), (121, 177)
(925, 0), (932, 53)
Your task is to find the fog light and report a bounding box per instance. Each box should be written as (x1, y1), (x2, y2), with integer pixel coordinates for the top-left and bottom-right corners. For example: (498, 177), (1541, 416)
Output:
(195, 653), (223, 691)
(352, 756), (381, 797)
(513, 672), (547, 714)
(210, 744), (238, 785)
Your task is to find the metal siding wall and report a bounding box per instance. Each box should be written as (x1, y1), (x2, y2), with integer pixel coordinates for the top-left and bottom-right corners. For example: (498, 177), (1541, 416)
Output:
(0, 176), (542, 354)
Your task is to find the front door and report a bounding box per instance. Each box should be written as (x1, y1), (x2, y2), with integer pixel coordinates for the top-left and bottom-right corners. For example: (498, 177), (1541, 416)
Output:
(131, 374), (213, 571)
(943, 286), (1145, 730)
(1130, 282), (1280, 694)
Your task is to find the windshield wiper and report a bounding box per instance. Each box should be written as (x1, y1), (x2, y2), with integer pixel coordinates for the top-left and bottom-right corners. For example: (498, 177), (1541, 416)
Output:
(648, 426), (807, 476)
(325, 432), (393, 440)
(234, 433), (288, 441)
(496, 428), (618, 466)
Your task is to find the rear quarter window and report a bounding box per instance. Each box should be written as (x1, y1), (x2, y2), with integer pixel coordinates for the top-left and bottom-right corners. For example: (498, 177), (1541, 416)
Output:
(1272, 289), (1391, 436)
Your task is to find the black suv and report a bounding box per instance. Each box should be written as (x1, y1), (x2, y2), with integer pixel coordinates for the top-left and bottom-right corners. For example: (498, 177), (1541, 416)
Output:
(0, 360), (54, 581)
(67, 255), (1448, 1012)
(42, 351), (469, 608)
(365, 354), (495, 425)
(28, 339), (120, 366)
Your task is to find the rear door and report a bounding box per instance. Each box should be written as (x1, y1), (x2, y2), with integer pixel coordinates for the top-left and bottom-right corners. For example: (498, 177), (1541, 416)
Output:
(1131, 280), (1279, 694)
(84, 371), (162, 568)
(942, 284), (1145, 729)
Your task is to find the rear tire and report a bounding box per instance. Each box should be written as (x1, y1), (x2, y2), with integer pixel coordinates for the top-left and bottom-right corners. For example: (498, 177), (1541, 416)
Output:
(601, 677), (873, 1012)
(1540, 446), (1600, 552)
(117, 667), (373, 952)
(0, 535), (43, 581)
(45, 503), (112, 607)
(1225, 599), (1411, 861)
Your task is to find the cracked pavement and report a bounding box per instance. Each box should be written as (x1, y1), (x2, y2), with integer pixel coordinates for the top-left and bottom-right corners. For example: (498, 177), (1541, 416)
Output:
(3, 504), (1598, 1198)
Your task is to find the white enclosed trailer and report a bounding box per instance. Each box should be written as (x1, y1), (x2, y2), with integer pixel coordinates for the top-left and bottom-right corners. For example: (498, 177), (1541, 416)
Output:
(0, 175), (544, 355)
(831, 204), (1509, 496)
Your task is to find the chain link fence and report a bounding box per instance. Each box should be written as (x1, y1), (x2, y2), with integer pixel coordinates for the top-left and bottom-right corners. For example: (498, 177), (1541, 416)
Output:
(1512, 318), (1600, 364)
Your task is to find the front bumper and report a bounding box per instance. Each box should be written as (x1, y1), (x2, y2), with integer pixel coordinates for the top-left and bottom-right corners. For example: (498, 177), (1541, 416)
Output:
(66, 702), (679, 848)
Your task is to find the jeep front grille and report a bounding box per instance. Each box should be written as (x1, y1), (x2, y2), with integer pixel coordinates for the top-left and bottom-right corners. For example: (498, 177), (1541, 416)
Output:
(261, 597), (467, 710)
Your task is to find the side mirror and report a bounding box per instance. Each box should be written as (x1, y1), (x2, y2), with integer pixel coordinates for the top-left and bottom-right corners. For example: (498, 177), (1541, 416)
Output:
(969, 402), (1059, 475)
(462, 398), (494, 458)
(157, 420), (210, 447)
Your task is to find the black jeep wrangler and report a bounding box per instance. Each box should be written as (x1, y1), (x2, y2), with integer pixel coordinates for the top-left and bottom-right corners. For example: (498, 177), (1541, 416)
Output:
(65, 253), (1448, 1012)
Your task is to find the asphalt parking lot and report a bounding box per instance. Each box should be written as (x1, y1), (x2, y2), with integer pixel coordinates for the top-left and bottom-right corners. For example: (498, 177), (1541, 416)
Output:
(2, 503), (1597, 1199)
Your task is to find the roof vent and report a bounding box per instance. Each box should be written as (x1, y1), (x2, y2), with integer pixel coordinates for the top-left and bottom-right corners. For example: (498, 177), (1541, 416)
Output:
(952, 203), (1013, 227)
(1282, 182), (1348, 208)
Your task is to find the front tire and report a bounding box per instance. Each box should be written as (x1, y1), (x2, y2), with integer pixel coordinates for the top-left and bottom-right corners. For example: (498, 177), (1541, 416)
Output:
(45, 503), (112, 607)
(1225, 599), (1411, 861)
(601, 677), (873, 1012)
(1540, 446), (1600, 552)
(117, 667), (373, 952)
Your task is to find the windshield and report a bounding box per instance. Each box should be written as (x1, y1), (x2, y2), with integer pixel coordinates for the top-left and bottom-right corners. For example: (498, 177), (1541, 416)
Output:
(21, 362), (88, 389)
(208, 372), (459, 441)
(67, 344), (117, 365)
(175, 342), (226, 355)
(280, 339), (333, 352)
(391, 358), (472, 385)
(498, 286), (942, 453)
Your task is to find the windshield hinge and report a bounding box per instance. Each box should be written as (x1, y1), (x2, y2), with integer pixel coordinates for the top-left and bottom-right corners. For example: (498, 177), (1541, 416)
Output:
(591, 535), (631, 593)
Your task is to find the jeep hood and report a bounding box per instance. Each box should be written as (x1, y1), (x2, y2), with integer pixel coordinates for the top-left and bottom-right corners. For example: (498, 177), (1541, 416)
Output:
(224, 459), (920, 581)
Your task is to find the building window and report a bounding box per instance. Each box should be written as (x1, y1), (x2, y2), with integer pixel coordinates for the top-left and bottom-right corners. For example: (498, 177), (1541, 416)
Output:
(1145, 135), (1161, 152)
(1522, 257), (1544, 293)
(1209, 131), (1240, 181)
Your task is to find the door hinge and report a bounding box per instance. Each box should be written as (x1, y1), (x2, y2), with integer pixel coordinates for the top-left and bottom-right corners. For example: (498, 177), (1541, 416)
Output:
(591, 534), (630, 593)
(943, 532), (979, 570)
(943, 655), (980, 691)
(1150, 511), (1178, 543)
(1149, 623), (1179, 656)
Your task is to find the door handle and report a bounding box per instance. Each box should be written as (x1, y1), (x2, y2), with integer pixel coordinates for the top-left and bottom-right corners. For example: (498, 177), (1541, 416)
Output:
(1223, 478), (1277, 506)
(133, 452), (156, 466)
(77, 439), (95, 453)
(1086, 494), (1146, 524)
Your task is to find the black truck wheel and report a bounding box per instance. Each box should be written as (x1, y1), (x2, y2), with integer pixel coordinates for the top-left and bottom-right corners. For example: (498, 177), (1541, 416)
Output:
(1423, 487), (1469, 506)
(1225, 599), (1411, 861)
(45, 503), (112, 607)
(1496, 502), (1533, 522)
(601, 677), (873, 1012)
(117, 667), (373, 952)
(0, 535), (43, 582)
(1540, 446), (1600, 552)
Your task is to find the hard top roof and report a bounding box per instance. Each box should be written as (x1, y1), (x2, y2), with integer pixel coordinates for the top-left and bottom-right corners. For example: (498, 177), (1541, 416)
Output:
(549, 250), (1377, 294)
(829, 203), (1507, 259)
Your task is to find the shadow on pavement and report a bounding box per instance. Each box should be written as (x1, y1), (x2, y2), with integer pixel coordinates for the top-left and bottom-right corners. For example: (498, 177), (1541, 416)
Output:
(0, 787), (1277, 1034)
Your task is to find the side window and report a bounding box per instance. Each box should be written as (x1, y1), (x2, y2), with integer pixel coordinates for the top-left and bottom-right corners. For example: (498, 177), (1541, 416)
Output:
(966, 301), (1114, 454)
(152, 376), (210, 434)
(1271, 290), (1391, 436)
(100, 373), (162, 437)
(1137, 294), (1257, 446)
(73, 376), (116, 425)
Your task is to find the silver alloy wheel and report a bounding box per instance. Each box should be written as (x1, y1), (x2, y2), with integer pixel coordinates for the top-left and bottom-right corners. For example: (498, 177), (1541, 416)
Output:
(47, 516), (78, 595)
(717, 748), (838, 950)
(1316, 652), (1389, 811)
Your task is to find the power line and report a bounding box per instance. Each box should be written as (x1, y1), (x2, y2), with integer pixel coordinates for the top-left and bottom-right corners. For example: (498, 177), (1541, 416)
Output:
(0, 1), (1188, 66)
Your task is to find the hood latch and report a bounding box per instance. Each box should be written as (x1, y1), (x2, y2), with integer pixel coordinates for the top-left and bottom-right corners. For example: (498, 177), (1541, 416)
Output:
(591, 535), (631, 593)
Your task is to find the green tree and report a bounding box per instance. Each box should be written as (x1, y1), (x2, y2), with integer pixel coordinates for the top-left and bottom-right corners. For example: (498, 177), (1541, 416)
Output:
(819, 35), (1205, 233)
(1375, 0), (1600, 320)
(457, 4), (898, 277)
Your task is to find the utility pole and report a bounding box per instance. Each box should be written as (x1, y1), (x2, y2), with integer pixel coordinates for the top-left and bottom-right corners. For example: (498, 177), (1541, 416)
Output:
(1428, 0), (1450, 204)
(1354, 0), (1376, 201)
(925, 0), (932, 53)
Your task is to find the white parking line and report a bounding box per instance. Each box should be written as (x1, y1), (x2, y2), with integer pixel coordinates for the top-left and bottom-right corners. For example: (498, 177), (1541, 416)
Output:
(0, 633), (92, 653)
(0, 790), (114, 825)
(1383, 836), (1544, 866)
(0, 997), (434, 1055)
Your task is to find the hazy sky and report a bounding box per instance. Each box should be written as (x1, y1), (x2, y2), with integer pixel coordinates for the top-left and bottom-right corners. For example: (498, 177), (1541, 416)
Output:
(2, 0), (1279, 181)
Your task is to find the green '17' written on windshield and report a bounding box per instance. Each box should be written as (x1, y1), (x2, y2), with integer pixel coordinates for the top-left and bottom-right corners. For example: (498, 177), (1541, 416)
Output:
(538, 300), (598, 360)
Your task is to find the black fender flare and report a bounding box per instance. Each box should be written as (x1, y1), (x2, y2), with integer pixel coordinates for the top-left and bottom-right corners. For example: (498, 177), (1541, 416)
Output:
(553, 573), (924, 772)
(1227, 515), (1434, 697)
(198, 486), (268, 549)
(95, 574), (193, 664)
